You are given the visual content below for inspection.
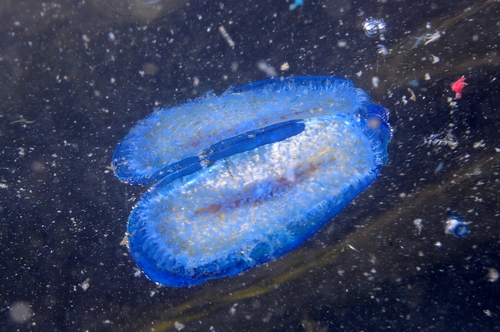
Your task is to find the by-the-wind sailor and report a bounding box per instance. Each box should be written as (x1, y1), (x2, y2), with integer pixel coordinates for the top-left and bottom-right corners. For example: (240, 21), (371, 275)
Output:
(112, 76), (391, 287)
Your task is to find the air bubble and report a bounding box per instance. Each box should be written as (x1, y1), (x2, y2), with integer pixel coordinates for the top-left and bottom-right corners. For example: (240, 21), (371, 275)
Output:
(362, 18), (386, 37)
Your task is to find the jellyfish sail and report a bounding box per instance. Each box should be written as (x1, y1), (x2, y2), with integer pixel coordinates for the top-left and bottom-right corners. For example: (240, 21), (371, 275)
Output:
(113, 76), (391, 287)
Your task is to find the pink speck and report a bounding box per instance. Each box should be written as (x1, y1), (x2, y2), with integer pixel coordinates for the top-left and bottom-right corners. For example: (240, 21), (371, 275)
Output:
(451, 77), (467, 99)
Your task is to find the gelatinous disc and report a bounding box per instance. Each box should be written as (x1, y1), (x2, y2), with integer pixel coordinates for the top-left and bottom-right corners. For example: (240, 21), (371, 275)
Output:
(113, 76), (391, 286)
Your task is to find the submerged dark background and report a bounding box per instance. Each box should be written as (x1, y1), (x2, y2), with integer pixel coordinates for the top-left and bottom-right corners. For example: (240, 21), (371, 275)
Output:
(1, 0), (499, 331)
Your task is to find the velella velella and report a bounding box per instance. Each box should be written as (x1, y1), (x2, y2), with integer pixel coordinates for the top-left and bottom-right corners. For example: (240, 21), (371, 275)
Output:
(112, 76), (391, 287)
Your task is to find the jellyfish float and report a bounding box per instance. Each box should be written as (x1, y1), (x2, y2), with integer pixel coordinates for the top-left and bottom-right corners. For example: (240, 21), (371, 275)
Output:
(112, 76), (392, 286)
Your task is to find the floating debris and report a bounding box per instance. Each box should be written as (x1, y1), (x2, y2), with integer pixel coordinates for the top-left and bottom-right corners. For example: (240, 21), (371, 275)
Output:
(10, 118), (36, 124)
(289, 0), (303, 10)
(174, 321), (185, 331)
(407, 88), (417, 101)
(444, 211), (470, 238)
(377, 44), (388, 55)
(451, 77), (467, 99)
(280, 62), (290, 71)
(424, 31), (441, 45)
(257, 60), (277, 77)
(411, 31), (442, 49)
(79, 278), (91, 291)
(434, 161), (444, 173)
(486, 268), (499, 282)
(218, 26), (235, 48)
(413, 218), (423, 235)
(422, 131), (458, 150)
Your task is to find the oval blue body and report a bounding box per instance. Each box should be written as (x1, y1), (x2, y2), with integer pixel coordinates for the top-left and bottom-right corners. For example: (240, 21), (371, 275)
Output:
(113, 76), (391, 287)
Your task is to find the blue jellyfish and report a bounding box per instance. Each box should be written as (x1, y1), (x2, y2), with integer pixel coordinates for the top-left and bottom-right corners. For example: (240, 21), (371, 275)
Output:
(113, 76), (391, 286)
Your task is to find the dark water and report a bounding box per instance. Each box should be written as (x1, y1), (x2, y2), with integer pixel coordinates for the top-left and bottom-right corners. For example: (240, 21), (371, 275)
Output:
(1, 0), (499, 331)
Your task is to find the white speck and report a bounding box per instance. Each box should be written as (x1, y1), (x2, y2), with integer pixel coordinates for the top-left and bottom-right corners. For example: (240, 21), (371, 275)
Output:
(431, 54), (440, 64)
(486, 268), (499, 282)
(448, 98), (458, 108)
(337, 40), (347, 47)
(356, 71), (362, 77)
(377, 44), (388, 55)
(407, 88), (416, 101)
(79, 278), (90, 291)
(174, 321), (185, 330)
(82, 34), (91, 43)
(434, 241), (442, 247)
(424, 31), (441, 45)
(473, 140), (486, 149)
(229, 303), (238, 315)
(422, 131), (458, 150)
(257, 61), (277, 77)
(372, 76), (380, 88)
(218, 26), (235, 47)
(424, 73), (431, 80)
(347, 244), (359, 252)
(193, 76), (200, 87)
(413, 219), (423, 235)
(280, 62), (290, 71)
(108, 32), (116, 41)
(483, 309), (493, 317)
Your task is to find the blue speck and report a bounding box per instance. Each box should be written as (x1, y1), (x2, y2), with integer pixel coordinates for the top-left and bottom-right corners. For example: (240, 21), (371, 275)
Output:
(434, 161), (444, 173)
(408, 80), (420, 88)
(444, 211), (470, 238)
(289, 0), (303, 10)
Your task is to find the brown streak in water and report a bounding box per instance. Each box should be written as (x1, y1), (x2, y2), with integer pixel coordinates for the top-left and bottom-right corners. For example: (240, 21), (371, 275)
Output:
(193, 164), (320, 216)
